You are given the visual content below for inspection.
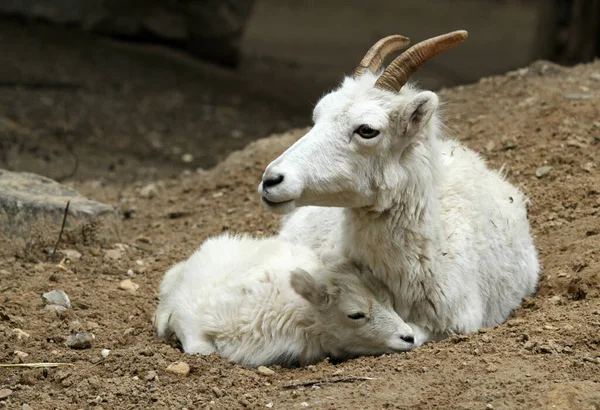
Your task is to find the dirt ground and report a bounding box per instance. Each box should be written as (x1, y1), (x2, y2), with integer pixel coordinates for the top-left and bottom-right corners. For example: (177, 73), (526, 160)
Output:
(1, 21), (600, 410)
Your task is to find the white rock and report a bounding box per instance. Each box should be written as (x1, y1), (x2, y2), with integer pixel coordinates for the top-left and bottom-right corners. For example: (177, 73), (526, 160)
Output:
(166, 362), (190, 376)
(257, 365), (275, 376)
(12, 328), (30, 339)
(59, 249), (82, 260)
(119, 279), (139, 293)
(41, 290), (71, 308)
(104, 249), (122, 261)
(101, 349), (110, 358)
(139, 183), (159, 199)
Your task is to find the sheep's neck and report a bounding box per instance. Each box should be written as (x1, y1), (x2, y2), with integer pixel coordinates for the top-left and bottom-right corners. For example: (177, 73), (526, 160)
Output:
(342, 143), (445, 323)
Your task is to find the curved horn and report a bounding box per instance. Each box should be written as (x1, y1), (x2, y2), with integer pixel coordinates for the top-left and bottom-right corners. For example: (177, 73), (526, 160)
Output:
(375, 30), (468, 92)
(354, 35), (411, 78)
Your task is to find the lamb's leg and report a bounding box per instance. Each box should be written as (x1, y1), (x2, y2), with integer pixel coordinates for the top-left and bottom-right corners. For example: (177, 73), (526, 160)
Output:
(179, 331), (216, 355)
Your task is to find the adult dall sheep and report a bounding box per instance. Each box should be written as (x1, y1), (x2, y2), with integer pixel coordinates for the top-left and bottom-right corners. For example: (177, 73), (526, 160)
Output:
(153, 233), (415, 367)
(258, 31), (540, 345)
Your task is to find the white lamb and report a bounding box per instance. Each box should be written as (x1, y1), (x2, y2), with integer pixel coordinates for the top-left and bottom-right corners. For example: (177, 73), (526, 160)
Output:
(153, 233), (415, 367)
(257, 31), (540, 345)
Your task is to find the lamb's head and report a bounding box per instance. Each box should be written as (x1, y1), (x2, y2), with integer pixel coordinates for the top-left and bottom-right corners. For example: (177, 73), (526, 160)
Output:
(290, 262), (414, 359)
(259, 30), (467, 214)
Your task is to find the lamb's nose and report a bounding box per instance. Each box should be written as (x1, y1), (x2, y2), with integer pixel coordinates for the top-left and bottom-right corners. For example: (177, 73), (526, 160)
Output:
(262, 174), (284, 188)
(400, 334), (415, 344)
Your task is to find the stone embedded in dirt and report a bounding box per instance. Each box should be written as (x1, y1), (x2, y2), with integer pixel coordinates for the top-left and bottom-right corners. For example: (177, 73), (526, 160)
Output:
(22, 403), (33, 410)
(166, 362), (190, 376)
(145, 370), (158, 381)
(503, 139), (516, 150)
(66, 332), (94, 349)
(14, 350), (29, 359)
(536, 166), (552, 178)
(0, 388), (13, 399)
(139, 183), (159, 199)
(41, 290), (71, 308)
(59, 249), (82, 260)
(0, 169), (121, 257)
(45, 304), (68, 316)
(104, 249), (122, 261)
(12, 328), (30, 339)
(582, 162), (595, 173)
(119, 279), (139, 293)
(564, 93), (593, 100)
(101, 348), (110, 358)
(211, 386), (224, 397)
(486, 364), (498, 373)
(182, 153), (194, 163)
(257, 365), (275, 376)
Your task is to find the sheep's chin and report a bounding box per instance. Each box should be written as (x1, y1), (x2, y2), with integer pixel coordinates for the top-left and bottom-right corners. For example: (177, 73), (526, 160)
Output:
(261, 197), (297, 215)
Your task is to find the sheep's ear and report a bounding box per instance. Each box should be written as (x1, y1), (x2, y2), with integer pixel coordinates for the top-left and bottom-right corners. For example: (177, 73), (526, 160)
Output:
(398, 91), (438, 139)
(290, 268), (327, 306)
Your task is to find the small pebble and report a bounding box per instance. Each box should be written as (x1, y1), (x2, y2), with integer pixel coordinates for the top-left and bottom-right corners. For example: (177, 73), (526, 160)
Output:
(211, 386), (224, 397)
(182, 153), (193, 163)
(41, 290), (71, 308)
(22, 404), (33, 410)
(59, 249), (82, 260)
(139, 183), (159, 199)
(66, 332), (94, 349)
(104, 249), (122, 261)
(101, 349), (110, 358)
(14, 350), (29, 359)
(486, 404), (494, 409)
(257, 365), (275, 376)
(127, 269), (135, 277)
(12, 328), (30, 339)
(265, 403), (273, 408)
(166, 362), (190, 376)
(145, 370), (158, 381)
(45, 305), (68, 317)
(564, 93), (593, 100)
(535, 166), (552, 178)
(0, 388), (13, 399)
(300, 402), (309, 407)
(119, 279), (139, 293)
(486, 364), (498, 373)
(503, 139), (516, 150)
(311, 385), (321, 390)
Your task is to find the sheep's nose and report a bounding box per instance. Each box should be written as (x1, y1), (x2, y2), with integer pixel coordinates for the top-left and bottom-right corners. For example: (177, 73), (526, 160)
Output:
(262, 174), (284, 188)
(400, 334), (415, 344)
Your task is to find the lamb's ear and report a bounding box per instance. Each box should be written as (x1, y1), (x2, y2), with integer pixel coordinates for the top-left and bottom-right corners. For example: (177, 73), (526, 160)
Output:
(290, 268), (327, 306)
(398, 91), (438, 139)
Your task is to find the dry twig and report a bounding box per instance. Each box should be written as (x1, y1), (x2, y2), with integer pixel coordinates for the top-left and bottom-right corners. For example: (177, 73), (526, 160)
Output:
(49, 200), (70, 261)
(0, 362), (73, 368)
(282, 376), (376, 389)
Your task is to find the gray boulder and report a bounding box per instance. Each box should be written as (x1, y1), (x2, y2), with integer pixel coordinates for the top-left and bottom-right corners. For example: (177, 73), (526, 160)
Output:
(0, 169), (120, 257)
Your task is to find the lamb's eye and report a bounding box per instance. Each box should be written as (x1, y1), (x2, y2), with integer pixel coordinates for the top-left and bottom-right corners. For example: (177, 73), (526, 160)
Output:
(347, 312), (366, 320)
(355, 125), (380, 139)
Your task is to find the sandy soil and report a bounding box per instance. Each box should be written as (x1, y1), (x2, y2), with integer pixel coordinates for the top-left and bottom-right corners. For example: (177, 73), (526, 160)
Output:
(0, 22), (600, 410)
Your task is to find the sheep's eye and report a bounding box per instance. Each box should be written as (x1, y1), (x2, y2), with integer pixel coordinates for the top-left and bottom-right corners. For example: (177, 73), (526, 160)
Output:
(355, 125), (380, 139)
(347, 312), (366, 320)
